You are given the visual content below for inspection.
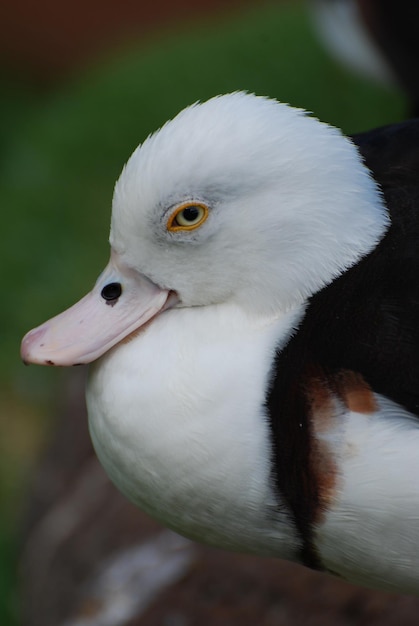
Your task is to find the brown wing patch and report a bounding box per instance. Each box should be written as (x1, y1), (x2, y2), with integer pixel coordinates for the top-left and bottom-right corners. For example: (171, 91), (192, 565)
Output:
(334, 370), (378, 414)
(305, 375), (335, 433)
(305, 369), (377, 522)
(305, 374), (339, 518)
(311, 437), (338, 515)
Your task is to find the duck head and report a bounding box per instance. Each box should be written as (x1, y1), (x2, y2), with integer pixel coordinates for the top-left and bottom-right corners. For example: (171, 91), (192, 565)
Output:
(21, 92), (388, 366)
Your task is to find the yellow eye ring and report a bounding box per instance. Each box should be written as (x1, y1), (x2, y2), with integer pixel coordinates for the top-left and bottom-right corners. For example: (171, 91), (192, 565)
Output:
(167, 202), (209, 232)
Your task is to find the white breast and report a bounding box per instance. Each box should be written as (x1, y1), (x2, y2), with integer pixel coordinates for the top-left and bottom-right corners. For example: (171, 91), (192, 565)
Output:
(87, 303), (303, 558)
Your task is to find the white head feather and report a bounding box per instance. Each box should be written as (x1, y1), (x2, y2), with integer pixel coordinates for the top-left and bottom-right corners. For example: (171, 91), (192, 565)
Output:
(110, 92), (389, 315)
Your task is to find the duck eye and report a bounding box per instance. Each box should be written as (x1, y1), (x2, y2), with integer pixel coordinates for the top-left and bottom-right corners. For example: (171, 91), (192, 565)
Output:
(167, 202), (209, 231)
(101, 282), (122, 302)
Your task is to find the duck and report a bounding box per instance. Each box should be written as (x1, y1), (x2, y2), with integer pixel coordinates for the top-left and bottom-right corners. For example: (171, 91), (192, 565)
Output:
(21, 92), (419, 595)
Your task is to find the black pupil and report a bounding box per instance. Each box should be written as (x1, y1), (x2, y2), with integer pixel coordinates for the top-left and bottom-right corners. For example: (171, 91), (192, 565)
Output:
(101, 282), (122, 301)
(182, 206), (200, 222)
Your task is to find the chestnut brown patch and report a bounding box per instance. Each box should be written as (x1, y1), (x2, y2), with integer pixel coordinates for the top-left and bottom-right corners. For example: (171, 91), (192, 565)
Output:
(305, 376), (335, 434)
(305, 369), (377, 518)
(334, 370), (378, 414)
(310, 438), (338, 515)
(305, 375), (339, 517)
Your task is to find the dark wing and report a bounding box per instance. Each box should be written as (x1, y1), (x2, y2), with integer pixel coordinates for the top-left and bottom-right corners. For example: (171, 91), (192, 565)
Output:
(310, 118), (419, 415)
(266, 119), (419, 567)
(273, 118), (419, 415)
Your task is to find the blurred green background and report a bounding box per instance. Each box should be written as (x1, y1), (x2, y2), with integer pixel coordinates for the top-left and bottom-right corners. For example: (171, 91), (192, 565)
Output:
(1, 0), (405, 622)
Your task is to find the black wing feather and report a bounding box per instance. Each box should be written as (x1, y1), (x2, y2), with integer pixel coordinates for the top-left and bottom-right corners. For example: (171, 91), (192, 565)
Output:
(317, 119), (419, 414)
(267, 119), (419, 567)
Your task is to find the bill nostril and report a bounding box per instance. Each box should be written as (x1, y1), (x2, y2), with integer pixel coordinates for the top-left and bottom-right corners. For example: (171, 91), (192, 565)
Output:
(101, 282), (122, 302)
